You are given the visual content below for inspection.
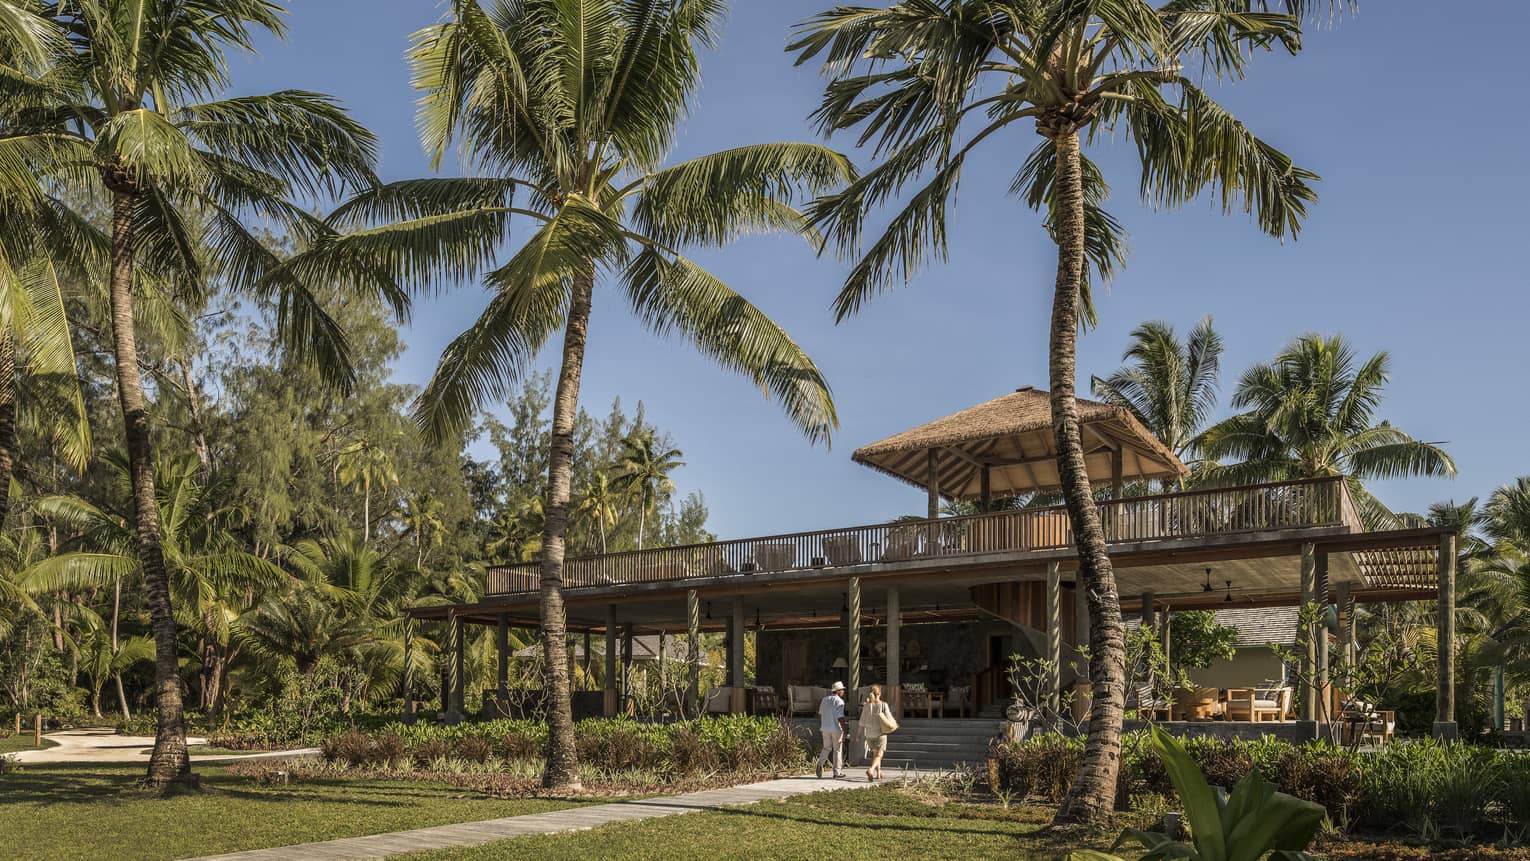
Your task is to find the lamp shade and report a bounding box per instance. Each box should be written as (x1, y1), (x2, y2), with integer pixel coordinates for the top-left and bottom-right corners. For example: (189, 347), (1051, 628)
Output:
(831, 657), (848, 670)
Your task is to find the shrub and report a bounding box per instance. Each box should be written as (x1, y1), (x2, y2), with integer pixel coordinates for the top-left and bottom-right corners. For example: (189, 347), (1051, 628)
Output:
(1361, 740), (1503, 840)
(987, 733), (1082, 804)
(413, 739), (453, 766)
(1498, 754), (1530, 834)
(371, 732), (406, 764)
(454, 735), (494, 764)
(322, 731), (375, 767)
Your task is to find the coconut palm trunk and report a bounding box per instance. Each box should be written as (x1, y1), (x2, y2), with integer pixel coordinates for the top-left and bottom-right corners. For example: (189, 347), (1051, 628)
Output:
(106, 186), (190, 786)
(1047, 128), (1126, 823)
(536, 271), (594, 792)
(0, 333), (15, 529)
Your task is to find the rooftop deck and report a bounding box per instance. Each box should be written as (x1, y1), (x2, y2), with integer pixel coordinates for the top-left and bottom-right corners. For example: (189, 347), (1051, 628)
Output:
(487, 477), (1384, 597)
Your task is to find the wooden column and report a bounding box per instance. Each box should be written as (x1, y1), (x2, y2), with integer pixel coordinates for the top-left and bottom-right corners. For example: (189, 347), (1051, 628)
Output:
(1298, 543), (1316, 722)
(1335, 582), (1355, 671)
(657, 631), (667, 704)
(495, 613), (510, 692)
(604, 604), (618, 717)
(1045, 562), (1061, 715)
(1160, 609), (1172, 672)
(1435, 532), (1458, 739)
(621, 623), (634, 710)
(731, 599), (747, 713)
(847, 576), (862, 692)
(1315, 551), (1330, 720)
(447, 611), (464, 719)
(1495, 666), (1507, 733)
(926, 451), (940, 519)
(886, 586), (901, 714)
(402, 612), (415, 721)
(583, 630), (592, 688)
(1142, 592), (1156, 634)
(686, 589), (700, 717)
(1110, 446), (1124, 498)
(980, 466), (992, 510)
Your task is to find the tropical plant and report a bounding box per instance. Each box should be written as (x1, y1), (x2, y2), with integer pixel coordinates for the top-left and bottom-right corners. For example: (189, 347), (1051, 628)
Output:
(333, 436), (400, 541)
(286, 0), (848, 791)
(9, 0), (380, 786)
(1092, 317), (1222, 476)
(25, 454), (289, 716)
(791, 0), (1323, 822)
(612, 432), (684, 550)
(1071, 727), (1324, 861)
(1199, 334), (1455, 527)
(575, 472), (621, 555)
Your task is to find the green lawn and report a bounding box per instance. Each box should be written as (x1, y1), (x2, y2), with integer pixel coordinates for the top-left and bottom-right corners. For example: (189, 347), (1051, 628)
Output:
(0, 734), (56, 754)
(398, 784), (1120, 861)
(0, 763), (595, 861)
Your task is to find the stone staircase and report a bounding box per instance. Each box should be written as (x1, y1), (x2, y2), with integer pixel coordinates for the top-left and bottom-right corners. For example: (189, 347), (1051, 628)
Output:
(872, 718), (1002, 773)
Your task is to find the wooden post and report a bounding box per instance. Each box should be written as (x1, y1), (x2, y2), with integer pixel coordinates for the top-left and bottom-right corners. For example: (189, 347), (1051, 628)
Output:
(980, 465), (992, 510)
(847, 576), (862, 692)
(402, 613), (416, 721)
(1495, 666), (1507, 733)
(1110, 446), (1124, 498)
(1435, 532), (1458, 739)
(495, 613), (510, 693)
(34, 713), (42, 747)
(445, 610), (463, 720)
(926, 451), (940, 519)
(1315, 551), (1330, 721)
(731, 599), (746, 713)
(1045, 562), (1061, 715)
(1161, 609), (1172, 673)
(1335, 582), (1355, 672)
(14, 711), (20, 735)
(1298, 543), (1316, 722)
(583, 630), (593, 688)
(1142, 592), (1156, 634)
(621, 623), (634, 711)
(686, 589), (700, 717)
(886, 586), (901, 715)
(604, 604), (618, 717)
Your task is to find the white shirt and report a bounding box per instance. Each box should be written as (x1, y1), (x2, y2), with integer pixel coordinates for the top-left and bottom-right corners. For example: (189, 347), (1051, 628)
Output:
(818, 693), (845, 734)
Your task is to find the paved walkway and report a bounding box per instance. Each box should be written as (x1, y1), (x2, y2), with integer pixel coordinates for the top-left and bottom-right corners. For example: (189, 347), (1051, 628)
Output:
(9, 728), (319, 764)
(183, 774), (870, 860)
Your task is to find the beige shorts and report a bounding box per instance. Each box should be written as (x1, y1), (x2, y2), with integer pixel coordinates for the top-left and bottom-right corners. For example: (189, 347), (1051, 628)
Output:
(865, 734), (887, 754)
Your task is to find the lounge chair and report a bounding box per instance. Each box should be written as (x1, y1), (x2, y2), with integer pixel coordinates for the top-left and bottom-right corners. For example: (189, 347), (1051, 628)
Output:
(788, 684), (827, 716)
(1173, 687), (1224, 721)
(752, 542), (795, 572)
(822, 536), (863, 566)
(1224, 686), (1290, 722)
(703, 686), (736, 715)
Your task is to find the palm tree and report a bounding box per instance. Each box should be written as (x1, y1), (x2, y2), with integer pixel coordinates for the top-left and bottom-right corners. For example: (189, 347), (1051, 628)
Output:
(291, 0), (847, 791)
(333, 436), (399, 541)
(575, 472), (621, 555)
(612, 432), (684, 550)
(1091, 317), (1222, 478)
(9, 0), (381, 786)
(1199, 334), (1455, 527)
(791, 0), (1324, 822)
(26, 454), (288, 717)
(1487, 478), (1530, 550)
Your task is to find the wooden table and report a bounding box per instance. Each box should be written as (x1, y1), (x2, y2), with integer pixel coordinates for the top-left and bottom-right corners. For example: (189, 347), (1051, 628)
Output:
(926, 691), (945, 718)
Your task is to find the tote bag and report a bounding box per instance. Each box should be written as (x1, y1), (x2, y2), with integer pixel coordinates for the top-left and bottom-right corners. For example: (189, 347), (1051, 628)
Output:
(877, 703), (899, 734)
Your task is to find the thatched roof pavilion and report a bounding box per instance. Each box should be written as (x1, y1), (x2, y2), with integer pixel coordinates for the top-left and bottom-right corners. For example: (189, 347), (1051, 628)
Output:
(852, 386), (1188, 509)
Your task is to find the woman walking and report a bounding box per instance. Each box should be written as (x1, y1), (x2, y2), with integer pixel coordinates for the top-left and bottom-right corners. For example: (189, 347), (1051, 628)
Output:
(857, 685), (897, 781)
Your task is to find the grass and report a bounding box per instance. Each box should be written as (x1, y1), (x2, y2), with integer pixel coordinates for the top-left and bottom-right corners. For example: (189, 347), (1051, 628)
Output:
(396, 783), (1121, 860)
(0, 763), (597, 861)
(0, 734), (57, 754)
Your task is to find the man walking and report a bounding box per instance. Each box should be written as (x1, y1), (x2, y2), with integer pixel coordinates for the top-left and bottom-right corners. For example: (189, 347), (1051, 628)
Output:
(815, 681), (847, 778)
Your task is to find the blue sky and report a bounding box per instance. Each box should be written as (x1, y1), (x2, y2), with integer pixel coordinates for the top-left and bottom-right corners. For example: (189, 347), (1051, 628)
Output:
(229, 2), (1527, 539)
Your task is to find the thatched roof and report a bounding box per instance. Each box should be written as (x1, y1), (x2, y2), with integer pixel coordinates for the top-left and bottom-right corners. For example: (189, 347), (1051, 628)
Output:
(852, 386), (1188, 499)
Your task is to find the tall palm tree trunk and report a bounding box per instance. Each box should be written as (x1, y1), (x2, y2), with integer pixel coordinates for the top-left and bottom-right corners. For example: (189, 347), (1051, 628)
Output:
(1048, 129), (1126, 825)
(0, 333), (15, 529)
(106, 186), (191, 787)
(536, 271), (593, 792)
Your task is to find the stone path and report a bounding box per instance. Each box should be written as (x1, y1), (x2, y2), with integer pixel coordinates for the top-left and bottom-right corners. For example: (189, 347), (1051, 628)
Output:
(9, 728), (319, 764)
(182, 774), (868, 861)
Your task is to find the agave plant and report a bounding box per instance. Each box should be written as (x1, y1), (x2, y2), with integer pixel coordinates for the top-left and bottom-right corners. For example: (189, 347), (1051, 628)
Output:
(1072, 726), (1324, 861)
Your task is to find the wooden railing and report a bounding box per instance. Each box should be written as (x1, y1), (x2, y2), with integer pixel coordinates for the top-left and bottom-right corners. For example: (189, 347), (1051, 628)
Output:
(485, 477), (1358, 596)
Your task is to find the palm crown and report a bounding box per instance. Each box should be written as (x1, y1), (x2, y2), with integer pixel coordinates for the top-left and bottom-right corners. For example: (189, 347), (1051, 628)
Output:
(17, 0), (383, 382)
(1092, 317), (1222, 469)
(290, 0), (851, 442)
(1199, 334), (1456, 525)
(791, 0), (1320, 321)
